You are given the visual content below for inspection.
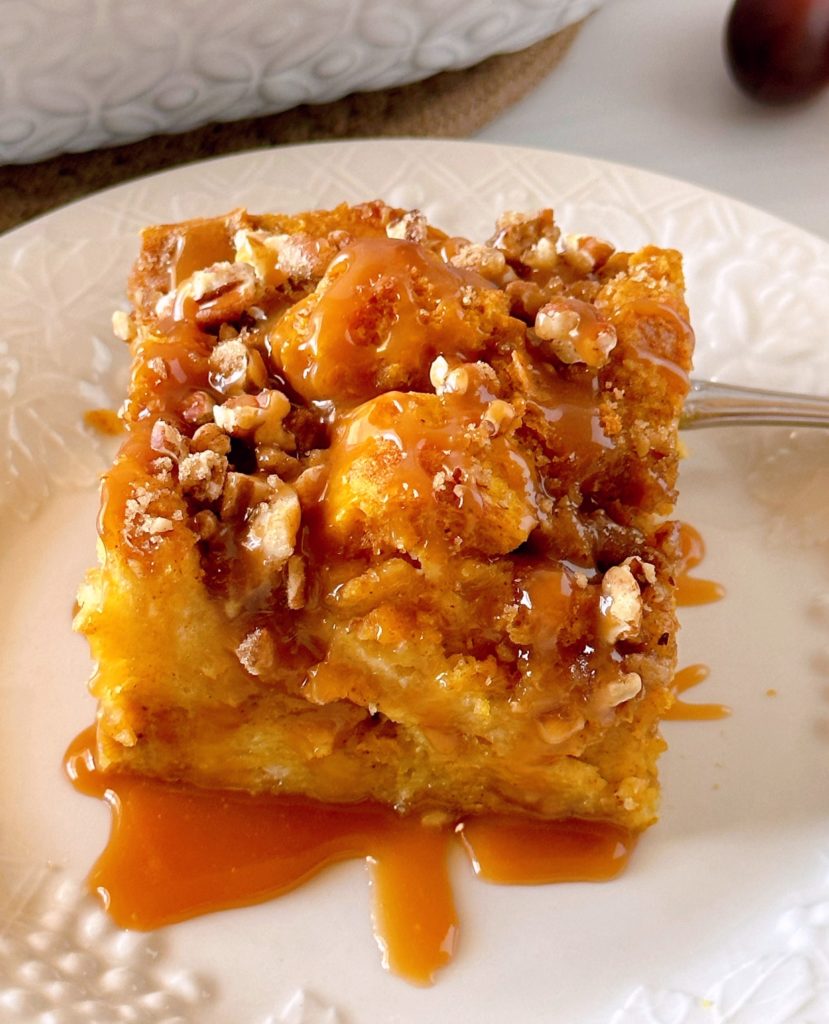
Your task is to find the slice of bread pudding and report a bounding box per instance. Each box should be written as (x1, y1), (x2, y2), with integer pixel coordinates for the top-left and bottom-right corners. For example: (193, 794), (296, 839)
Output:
(75, 201), (693, 830)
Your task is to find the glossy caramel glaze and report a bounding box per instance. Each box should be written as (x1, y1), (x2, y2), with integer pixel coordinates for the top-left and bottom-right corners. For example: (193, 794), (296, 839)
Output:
(457, 815), (634, 884)
(271, 236), (494, 407)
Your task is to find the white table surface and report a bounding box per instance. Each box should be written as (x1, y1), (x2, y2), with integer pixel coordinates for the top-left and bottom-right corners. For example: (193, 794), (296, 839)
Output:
(478, 0), (829, 242)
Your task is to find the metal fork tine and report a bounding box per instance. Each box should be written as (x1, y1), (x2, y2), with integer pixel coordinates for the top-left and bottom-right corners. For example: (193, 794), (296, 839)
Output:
(680, 379), (829, 430)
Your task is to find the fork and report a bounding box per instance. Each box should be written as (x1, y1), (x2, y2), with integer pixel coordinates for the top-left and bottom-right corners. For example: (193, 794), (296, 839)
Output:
(681, 379), (829, 430)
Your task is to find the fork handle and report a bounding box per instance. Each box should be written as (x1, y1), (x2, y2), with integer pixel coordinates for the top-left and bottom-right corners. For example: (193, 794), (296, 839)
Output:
(681, 379), (829, 430)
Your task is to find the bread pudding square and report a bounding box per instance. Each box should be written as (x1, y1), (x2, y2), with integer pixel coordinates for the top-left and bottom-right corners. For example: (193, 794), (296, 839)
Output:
(75, 201), (694, 831)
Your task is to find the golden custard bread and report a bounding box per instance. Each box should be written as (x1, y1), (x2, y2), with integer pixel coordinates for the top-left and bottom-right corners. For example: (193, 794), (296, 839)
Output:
(75, 201), (694, 830)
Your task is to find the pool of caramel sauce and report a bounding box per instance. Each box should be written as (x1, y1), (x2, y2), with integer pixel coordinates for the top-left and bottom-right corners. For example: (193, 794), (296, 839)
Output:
(66, 729), (633, 985)
(65, 520), (723, 984)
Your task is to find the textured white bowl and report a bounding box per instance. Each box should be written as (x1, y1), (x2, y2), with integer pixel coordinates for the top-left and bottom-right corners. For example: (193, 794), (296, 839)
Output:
(0, 0), (604, 165)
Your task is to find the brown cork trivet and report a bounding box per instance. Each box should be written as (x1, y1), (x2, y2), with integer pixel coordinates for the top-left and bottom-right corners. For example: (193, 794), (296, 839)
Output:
(0, 22), (582, 234)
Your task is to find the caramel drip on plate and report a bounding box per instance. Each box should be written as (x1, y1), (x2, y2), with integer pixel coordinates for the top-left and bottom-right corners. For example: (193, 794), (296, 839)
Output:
(83, 408), (124, 436)
(676, 522), (726, 606)
(65, 728), (634, 985)
(665, 664), (730, 721)
(66, 528), (720, 984)
(670, 529), (728, 720)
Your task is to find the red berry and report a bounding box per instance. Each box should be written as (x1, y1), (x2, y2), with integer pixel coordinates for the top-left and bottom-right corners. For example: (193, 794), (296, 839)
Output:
(725, 0), (829, 103)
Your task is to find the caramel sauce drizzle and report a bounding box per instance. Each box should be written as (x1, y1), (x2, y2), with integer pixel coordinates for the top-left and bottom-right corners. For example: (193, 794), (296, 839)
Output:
(665, 664), (730, 721)
(521, 357), (612, 473)
(65, 729), (634, 986)
(271, 236), (491, 406)
(171, 219), (235, 287)
(625, 299), (694, 397)
(322, 384), (539, 556)
(676, 522), (726, 607)
(669, 525), (728, 720)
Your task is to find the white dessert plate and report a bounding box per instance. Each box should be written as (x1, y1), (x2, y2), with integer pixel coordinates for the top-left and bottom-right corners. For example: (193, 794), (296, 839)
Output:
(1, 140), (828, 1024)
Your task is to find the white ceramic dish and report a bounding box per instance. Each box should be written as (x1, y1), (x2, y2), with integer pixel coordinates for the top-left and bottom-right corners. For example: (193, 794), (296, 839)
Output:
(1, 140), (828, 1024)
(0, 0), (604, 165)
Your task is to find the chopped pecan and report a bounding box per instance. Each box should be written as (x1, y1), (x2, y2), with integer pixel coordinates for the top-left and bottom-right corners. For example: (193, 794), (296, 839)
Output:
(386, 210), (428, 244)
(430, 357), (498, 399)
(561, 234), (615, 274)
(220, 471), (273, 520)
(178, 450), (228, 504)
(293, 462), (328, 510)
(537, 712), (585, 746)
(236, 627), (275, 677)
(534, 298), (617, 368)
(191, 423), (232, 456)
(505, 280), (550, 322)
(622, 555), (657, 585)
(181, 391), (216, 426)
(598, 673), (643, 710)
(242, 477), (301, 571)
(213, 390), (293, 450)
(208, 337), (268, 395)
(193, 508), (219, 540)
(234, 228), (334, 283)
(111, 310), (135, 342)
(286, 554), (307, 610)
(161, 261), (260, 326)
(449, 243), (512, 284)
(488, 209), (560, 269)
(254, 447), (299, 475)
(430, 356), (469, 396)
(481, 399), (515, 437)
(149, 419), (186, 461)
